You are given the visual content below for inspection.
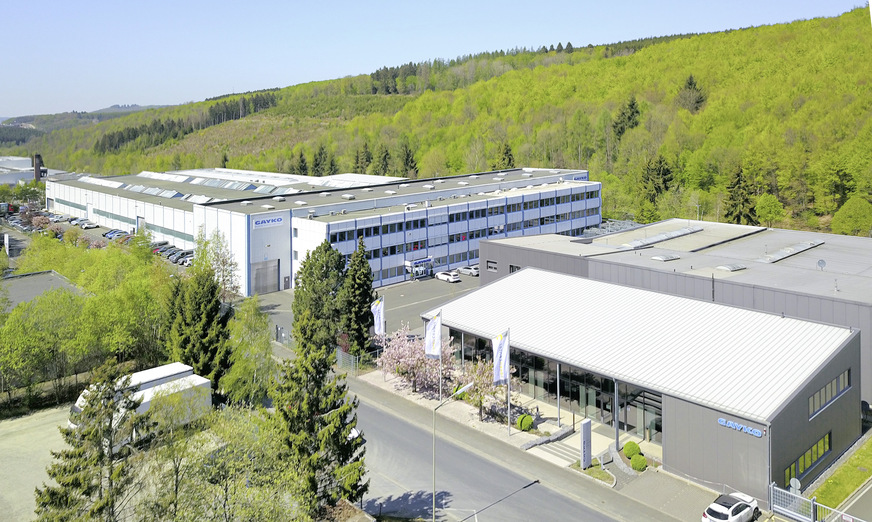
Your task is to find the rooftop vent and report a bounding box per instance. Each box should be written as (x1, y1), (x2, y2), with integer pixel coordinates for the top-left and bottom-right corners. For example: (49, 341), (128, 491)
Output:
(294, 200), (308, 206)
(469, 175), (479, 179)
(320, 192), (330, 197)
(362, 188), (373, 192)
(423, 184), (435, 190)
(522, 172), (533, 177)
(241, 201), (252, 206)
(458, 181), (469, 186)
(261, 204), (275, 210)
(341, 194), (356, 200)
(493, 177), (504, 181)
(341, 209), (347, 215)
(651, 254), (681, 262)
(385, 190), (397, 195)
(272, 196), (286, 202)
(434, 179), (444, 184)
(399, 183), (410, 188)
(405, 204), (418, 211)
(717, 263), (747, 272)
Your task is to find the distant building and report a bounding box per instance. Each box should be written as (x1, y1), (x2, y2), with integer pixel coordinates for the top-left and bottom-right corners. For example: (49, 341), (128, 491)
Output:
(46, 167), (601, 295)
(0, 155), (65, 186)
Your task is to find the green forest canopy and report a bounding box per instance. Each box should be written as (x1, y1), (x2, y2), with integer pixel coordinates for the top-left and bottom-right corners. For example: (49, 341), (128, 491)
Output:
(3, 7), (870, 233)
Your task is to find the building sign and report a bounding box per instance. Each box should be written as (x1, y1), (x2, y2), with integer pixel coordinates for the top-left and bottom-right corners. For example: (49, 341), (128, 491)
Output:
(252, 215), (285, 230)
(580, 418), (592, 469)
(718, 417), (763, 438)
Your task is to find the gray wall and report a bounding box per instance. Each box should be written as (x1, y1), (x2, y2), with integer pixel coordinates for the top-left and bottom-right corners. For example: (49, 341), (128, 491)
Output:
(662, 396), (770, 506)
(769, 333), (861, 493)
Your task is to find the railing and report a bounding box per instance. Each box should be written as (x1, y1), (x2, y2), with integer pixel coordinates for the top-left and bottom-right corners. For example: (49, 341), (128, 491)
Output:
(334, 348), (383, 378)
(770, 482), (866, 522)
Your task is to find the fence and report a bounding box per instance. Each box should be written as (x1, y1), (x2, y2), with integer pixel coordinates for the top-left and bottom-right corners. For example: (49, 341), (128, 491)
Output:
(334, 348), (383, 378)
(770, 482), (866, 522)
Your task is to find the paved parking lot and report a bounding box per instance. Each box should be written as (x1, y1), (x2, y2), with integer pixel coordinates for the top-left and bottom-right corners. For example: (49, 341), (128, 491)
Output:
(0, 406), (70, 521)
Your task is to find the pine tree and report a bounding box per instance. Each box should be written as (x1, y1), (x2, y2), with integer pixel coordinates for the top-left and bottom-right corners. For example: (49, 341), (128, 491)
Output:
(396, 140), (417, 178)
(565, 41), (574, 53)
(352, 143), (372, 174)
(35, 358), (144, 521)
(328, 153), (339, 176)
(613, 95), (640, 142)
(292, 240), (345, 350)
(166, 265), (231, 391)
(724, 167), (759, 225)
(312, 144), (328, 177)
(295, 149), (308, 176)
(556, 42), (564, 53)
(676, 74), (707, 113)
(642, 155), (673, 203)
(372, 144), (391, 176)
(337, 238), (377, 357)
(490, 142), (515, 170)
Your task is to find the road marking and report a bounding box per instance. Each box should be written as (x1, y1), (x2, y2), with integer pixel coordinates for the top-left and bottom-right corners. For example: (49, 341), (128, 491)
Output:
(385, 287), (476, 312)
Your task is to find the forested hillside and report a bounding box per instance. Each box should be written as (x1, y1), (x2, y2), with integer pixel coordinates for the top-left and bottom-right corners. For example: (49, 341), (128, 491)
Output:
(3, 8), (870, 233)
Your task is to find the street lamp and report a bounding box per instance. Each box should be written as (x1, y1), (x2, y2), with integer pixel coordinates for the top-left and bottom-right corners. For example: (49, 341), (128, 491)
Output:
(433, 381), (473, 522)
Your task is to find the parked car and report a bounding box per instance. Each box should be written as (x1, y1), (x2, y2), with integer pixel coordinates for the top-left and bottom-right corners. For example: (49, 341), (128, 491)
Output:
(103, 229), (122, 237)
(69, 218), (83, 226)
(176, 252), (194, 265)
(435, 271), (460, 283)
(457, 265), (479, 277)
(169, 249), (192, 263)
(154, 244), (176, 254)
(701, 492), (759, 522)
(162, 247), (181, 259)
(150, 240), (168, 249)
(182, 255), (195, 267)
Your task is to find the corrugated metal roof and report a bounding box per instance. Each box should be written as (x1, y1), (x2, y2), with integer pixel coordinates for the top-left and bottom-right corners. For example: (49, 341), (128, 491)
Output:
(423, 268), (853, 423)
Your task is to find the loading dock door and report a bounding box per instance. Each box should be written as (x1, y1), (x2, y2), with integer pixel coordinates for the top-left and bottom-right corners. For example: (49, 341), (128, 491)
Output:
(251, 259), (279, 295)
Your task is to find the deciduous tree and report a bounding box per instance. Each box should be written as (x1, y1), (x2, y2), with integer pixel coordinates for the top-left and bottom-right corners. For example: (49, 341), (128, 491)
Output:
(220, 295), (277, 405)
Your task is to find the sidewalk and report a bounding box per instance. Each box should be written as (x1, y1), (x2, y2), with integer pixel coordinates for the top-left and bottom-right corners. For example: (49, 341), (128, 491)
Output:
(352, 368), (719, 522)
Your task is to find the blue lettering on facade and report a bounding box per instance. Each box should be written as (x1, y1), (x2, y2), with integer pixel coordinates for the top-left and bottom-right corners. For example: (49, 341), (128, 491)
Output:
(252, 216), (284, 229)
(718, 417), (763, 438)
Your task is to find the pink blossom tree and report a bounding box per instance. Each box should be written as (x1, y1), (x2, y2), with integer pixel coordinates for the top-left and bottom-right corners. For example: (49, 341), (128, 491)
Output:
(377, 323), (453, 395)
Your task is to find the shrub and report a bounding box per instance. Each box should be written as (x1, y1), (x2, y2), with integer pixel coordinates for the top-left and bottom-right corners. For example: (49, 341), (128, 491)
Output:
(623, 441), (641, 459)
(516, 413), (533, 431)
(452, 383), (468, 401)
(631, 454), (647, 472)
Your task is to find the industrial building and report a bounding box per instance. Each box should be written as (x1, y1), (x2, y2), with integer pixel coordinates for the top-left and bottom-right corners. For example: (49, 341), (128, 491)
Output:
(46, 167), (601, 295)
(479, 219), (872, 404)
(423, 267), (860, 507)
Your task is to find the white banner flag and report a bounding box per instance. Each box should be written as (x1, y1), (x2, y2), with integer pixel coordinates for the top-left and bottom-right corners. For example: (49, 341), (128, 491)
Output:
(371, 297), (385, 336)
(492, 329), (510, 385)
(424, 311), (442, 359)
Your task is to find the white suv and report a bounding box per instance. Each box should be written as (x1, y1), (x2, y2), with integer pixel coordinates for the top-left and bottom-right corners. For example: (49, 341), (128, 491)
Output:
(701, 492), (759, 522)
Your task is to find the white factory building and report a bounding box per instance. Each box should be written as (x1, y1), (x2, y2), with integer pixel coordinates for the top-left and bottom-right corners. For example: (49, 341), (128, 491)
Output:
(46, 167), (601, 295)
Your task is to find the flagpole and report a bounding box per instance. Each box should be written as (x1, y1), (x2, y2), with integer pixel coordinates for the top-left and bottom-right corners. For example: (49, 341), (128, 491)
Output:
(507, 328), (511, 437)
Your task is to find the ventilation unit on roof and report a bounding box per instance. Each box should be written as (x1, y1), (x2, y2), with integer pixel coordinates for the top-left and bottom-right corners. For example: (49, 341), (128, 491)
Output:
(294, 200), (307, 206)
(522, 172), (533, 177)
(399, 183), (410, 188)
(385, 190), (397, 195)
(405, 204), (417, 211)
(651, 254), (681, 262)
(469, 175), (479, 179)
(362, 188), (373, 192)
(717, 264), (747, 272)
(423, 184), (435, 190)
(438, 196), (444, 201)
(272, 196), (285, 202)
(241, 201), (252, 206)
(458, 181), (469, 186)
(341, 209), (347, 215)
(320, 192), (330, 197)
(493, 177), (504, 181)
(307, 214), (314, 220)
(261, 204), (275, 210)
(341, 194), (355, 200)
(435, 179), (444, 183)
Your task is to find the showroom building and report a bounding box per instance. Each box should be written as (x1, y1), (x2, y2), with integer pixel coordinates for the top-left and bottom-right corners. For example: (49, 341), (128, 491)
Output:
(479, 219), (872, 404)
(423, 267), (860, 507)
(46, 167), (601, 295)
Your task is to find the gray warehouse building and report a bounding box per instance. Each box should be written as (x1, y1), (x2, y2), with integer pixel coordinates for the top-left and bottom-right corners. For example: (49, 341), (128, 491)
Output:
(479, 219), (872, 404)
(423, 268), (860, 506)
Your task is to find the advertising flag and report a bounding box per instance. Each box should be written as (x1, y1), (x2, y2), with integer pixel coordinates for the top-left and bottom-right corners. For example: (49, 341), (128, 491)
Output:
(424, 311), (442, 359)
(492, 330), (510, 385)
(371, 297), (385, 336)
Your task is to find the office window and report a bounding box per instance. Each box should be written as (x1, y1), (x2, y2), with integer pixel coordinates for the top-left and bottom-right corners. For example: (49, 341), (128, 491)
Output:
(486, 260), (498, 272)
(509, 264), (521, 273)
(785, 433), (830, 486)
(809, 370), (850, 418)
(293, 228), (298, 238)
(293, 250), (298, 261)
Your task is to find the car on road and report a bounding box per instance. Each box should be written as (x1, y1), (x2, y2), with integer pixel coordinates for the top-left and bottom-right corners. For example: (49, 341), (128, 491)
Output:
(435, 271), (460, 283)
(457, 265), (479, 277)
(701, 492), (759, 521)
(80, 221), (98, 229)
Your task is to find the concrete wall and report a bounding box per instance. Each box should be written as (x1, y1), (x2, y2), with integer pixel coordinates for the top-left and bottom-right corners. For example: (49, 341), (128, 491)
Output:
(769, 332), (861, 493)
(662, 396), (770, 506)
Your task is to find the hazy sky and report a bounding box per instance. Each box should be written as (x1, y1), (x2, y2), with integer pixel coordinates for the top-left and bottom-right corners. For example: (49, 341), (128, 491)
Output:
(1, 0), (866, 118)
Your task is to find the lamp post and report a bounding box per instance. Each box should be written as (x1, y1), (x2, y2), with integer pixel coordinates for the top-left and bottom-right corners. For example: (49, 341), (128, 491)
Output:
(433, 381), (473, 522)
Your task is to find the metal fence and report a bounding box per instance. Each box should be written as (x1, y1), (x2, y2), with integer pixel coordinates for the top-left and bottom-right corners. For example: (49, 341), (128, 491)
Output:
(770, 482), (865, 522)
(334, 348), (383, 378)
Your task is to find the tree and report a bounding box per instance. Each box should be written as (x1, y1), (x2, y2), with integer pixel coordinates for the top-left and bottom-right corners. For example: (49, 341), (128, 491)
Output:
(490, 142), (515, 171)
(292, 240), (345, 351)
(272, 312), (367, 518)
(565, 41), (574, 53)
(457, 357), (495, 421)
(676, 74), (706, 113)
(642, 155), (673, 203)
(395, 140), (417, 178)
(352, 143), (372, 173)
(756, 193), (786, 227)
(220, 295), (277, 405)
(166, 265), (231, 392)
(377, 323), (453, 394)
(831, 196), (872, 236)
(637, 199), (660, 224)
(312, 144), (328, 177)
(337, 238), (376, 357)
(198, 229), (239, 303)
(613, 96), (640, 142)
(293, 149), (309, 176)
(35, 358), (145, 522)
(371, 144), (391, 176)
(724, 167), (759, 225)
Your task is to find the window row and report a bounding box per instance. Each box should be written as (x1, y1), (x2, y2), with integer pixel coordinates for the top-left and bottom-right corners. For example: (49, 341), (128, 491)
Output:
(809, 370), (850, 418)
(785, 432), (830, 486)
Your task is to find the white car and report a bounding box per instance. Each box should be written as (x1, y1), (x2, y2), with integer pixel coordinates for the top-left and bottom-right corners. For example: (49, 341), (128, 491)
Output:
(701, 492), (759, 522)
(457, 265), (479, 277)
(435, 271), (460, 283)
(81, 221), (98, 229)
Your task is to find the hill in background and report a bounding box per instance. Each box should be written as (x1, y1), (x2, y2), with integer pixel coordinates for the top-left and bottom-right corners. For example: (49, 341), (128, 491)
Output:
(2, 7), (870, 234)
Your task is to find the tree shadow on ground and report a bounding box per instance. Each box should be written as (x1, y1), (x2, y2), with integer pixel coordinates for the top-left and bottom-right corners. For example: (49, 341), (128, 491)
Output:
(364, 489), (453, 520)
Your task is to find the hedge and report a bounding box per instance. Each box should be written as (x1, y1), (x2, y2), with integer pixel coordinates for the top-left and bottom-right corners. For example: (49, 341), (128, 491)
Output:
(631, 454), (647, 472)
(623, 441), (641, 459)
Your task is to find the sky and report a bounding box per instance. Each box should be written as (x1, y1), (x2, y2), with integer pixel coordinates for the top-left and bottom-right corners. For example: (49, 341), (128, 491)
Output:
(1, 0), (867, 118)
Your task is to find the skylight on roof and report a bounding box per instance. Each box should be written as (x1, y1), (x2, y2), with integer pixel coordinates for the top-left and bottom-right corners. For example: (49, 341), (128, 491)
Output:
(621, 226), (703, 250)
(717, 264), (747, 272)
(651, 254), (681, 262)
(756, 241), (824, 264)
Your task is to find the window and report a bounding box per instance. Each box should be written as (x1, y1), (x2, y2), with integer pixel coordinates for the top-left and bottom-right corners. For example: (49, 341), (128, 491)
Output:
(809, 370), (850, 418)
(509, 264), (521, 273)
(486, 260), (497, 272)
(293, 250), (298, 260)
(785, 433), (830, 486)
(293, 228), (298, 238)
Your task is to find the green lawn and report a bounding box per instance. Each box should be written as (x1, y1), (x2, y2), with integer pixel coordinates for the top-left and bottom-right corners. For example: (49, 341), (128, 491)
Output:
(571, 458), (613, 483)
(811, 434), (872, 507)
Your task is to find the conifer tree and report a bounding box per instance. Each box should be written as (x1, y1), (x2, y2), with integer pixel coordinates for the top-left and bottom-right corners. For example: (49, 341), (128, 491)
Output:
(396, 140), (417, 178)
(35, 358), (144, 521)
(294, 149), (309, 176)
(338, 238), (376, 357)
(490, 142), (515, 170)
(312, 144), (328, 177)
(724, 167), (759, 225)
(642, 155), (673, 203)
(613, 95), (640, 142)
(372, 144), (391, 176)
(292, 240), (345, 350)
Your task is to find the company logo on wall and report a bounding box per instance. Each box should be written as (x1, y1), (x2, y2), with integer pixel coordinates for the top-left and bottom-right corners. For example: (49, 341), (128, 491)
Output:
(718, 417), (763, 438)
(252, 215), (285, 230)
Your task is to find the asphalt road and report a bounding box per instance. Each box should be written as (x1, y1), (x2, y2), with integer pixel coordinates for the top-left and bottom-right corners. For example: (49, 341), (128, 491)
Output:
(357, 400), (613, 521)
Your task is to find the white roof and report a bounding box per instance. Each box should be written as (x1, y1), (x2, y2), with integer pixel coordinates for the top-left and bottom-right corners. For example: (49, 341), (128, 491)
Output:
(423, 268), (854, 423)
